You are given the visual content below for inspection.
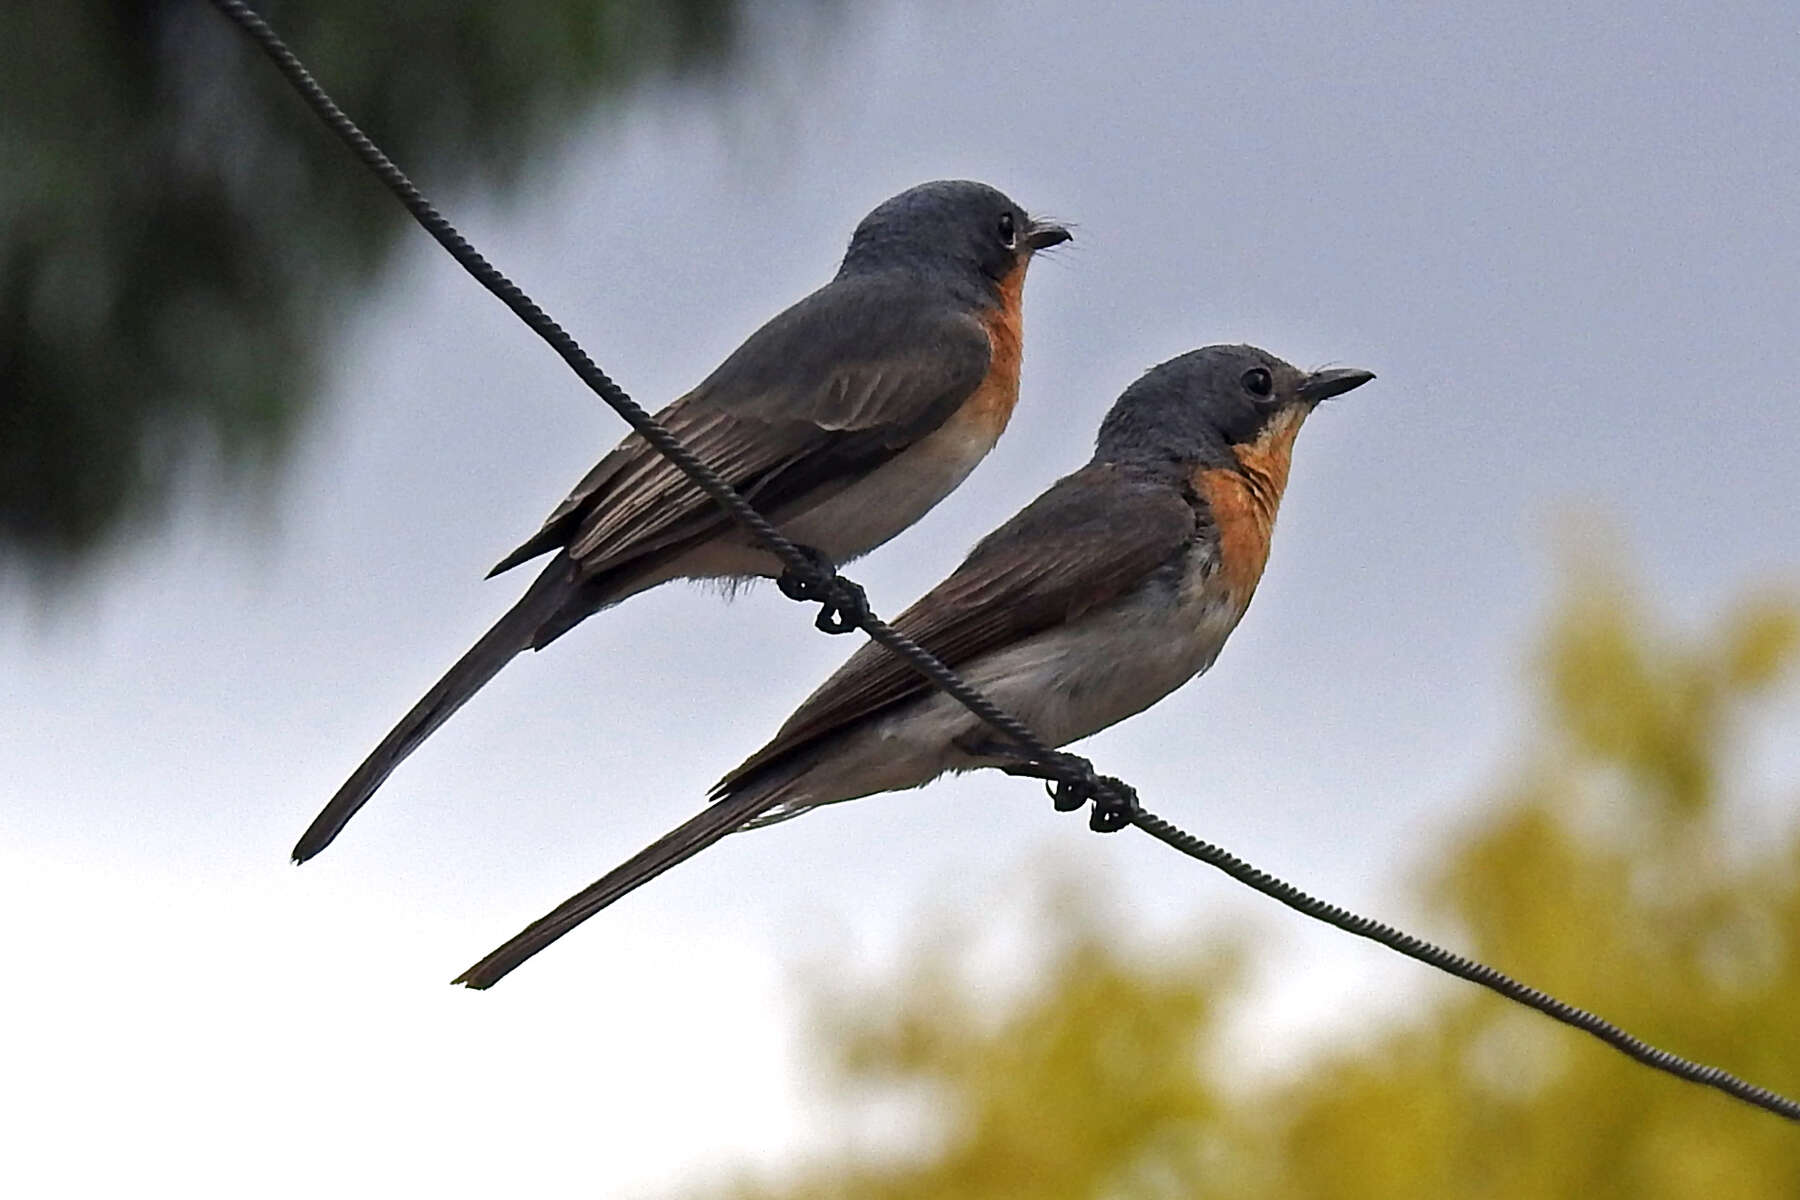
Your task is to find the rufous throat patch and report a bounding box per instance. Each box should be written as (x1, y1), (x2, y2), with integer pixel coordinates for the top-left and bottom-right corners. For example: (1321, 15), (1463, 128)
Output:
(1192, 406), (1307, 610)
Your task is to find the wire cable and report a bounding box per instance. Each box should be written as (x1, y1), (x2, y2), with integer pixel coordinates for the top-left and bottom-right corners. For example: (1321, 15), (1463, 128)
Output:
(206, 0), (1800, 1122)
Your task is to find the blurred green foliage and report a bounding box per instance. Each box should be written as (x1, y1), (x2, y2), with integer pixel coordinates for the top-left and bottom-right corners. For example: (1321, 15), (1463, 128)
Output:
(703, 565), (1800, 1198)
(1, 0), (822, 574)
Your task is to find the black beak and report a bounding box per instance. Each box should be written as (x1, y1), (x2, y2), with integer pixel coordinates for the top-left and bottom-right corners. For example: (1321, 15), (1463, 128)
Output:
(1024, 218), (1072, 251)
(1299, 367), (1375, 404)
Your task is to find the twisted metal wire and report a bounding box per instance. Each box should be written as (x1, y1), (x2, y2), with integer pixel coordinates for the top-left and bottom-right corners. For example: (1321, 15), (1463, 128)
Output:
(207, 0), (1800, 1123)
(1130, 813), (1800, 1119)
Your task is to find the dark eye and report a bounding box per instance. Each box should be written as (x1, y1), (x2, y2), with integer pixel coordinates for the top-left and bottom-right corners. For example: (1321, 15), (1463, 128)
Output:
(1242, 367), (1273, 397)
(996, 211), (1017, 248)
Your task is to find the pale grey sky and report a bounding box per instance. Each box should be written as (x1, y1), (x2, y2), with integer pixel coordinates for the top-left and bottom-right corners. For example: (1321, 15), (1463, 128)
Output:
(5, 1), (1798, 1194)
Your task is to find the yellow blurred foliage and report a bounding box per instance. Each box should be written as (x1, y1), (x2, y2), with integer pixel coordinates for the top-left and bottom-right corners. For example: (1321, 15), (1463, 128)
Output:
(701, 566), (1800, 1199)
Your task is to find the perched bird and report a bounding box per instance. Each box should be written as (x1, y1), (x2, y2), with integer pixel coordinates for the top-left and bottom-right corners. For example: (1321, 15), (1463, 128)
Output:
(294, 180), (1069, 864)
(455, 344), (1373, 987)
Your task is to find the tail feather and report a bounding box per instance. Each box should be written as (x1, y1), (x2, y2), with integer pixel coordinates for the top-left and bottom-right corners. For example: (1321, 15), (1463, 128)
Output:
(292, 560), (576, 864)
(452, 788), (790, 989)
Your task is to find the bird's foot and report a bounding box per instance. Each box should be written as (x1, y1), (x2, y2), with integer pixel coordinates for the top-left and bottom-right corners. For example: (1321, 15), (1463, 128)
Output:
(776, 544), (869, 634)
(998, 751), (1141, 833)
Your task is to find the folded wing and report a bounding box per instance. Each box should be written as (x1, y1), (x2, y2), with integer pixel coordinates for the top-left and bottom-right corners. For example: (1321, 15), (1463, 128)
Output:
(488, 275), (994, 578)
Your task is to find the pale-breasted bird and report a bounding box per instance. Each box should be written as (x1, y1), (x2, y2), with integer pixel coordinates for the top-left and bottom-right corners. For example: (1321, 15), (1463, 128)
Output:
(293, 180), (1069, 864)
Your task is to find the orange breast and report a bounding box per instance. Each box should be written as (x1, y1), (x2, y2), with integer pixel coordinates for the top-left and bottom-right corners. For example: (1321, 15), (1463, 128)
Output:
(1192, 406), (1306, 611)
(963, 262), (1029, 438)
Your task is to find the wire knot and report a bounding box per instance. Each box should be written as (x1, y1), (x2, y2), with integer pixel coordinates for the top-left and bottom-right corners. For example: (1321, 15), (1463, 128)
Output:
(776, 545), (870, 635)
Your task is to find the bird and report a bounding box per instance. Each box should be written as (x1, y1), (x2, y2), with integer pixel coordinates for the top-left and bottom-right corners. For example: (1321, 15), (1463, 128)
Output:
(453, 343), (1374, 987)
(291, 180), (1070, 865)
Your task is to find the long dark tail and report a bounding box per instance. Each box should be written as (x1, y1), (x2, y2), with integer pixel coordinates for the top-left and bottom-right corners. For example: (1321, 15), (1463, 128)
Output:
(292, 559), (579, 864)
(452, 787), (791, 989)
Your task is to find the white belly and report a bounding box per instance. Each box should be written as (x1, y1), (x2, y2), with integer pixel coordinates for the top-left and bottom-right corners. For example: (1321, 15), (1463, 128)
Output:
(633, 404), (1005, 591)
(772, 560), (1248, 815)
(780, 412), (1003, 564)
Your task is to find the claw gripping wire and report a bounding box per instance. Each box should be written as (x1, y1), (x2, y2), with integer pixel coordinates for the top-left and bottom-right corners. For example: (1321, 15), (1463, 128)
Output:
(774, 547), (870, 634)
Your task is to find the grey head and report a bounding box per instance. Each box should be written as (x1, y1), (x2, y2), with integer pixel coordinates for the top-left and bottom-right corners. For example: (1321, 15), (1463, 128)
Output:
(837, 180), (1071, 292)
(1095, 344), (1374, 472)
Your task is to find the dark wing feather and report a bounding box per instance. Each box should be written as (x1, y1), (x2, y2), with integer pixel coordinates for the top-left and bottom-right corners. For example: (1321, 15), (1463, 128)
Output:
(488, 274), (992, 578)
(713, 464), (1198, 794)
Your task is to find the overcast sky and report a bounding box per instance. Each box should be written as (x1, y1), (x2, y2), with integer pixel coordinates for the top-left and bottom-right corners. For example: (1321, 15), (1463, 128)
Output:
(5, 1), (1799, 1195)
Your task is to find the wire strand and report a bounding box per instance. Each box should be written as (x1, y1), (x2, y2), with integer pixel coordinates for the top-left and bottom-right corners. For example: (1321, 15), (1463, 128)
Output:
(207, 0), (1800, 1123)
(1129, 813), (1800, 1118)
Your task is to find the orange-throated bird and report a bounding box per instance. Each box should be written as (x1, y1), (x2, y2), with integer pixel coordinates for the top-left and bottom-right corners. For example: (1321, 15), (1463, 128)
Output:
(294, 181), (1069, 864)
(455, 344), (1373, 987)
